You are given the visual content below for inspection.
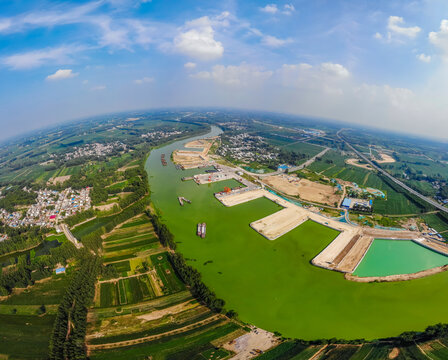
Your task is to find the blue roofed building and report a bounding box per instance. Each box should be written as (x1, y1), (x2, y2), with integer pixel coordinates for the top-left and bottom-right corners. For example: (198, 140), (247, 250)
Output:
(341, 198), (352, 209)
(277, 164), (289, 172)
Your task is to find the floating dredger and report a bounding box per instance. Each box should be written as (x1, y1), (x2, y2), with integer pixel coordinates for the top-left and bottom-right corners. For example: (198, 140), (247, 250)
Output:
(161, 153), (167, 166)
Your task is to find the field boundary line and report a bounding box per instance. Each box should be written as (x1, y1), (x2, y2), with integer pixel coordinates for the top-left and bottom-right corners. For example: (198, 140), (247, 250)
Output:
(309, 344), (327, 360)
(98, 270), (153, 283)
(416, 342), (434, 360)
(87, 314), (225, 350)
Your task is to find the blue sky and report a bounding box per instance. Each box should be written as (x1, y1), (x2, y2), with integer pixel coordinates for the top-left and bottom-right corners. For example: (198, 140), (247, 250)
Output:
(1, 0), (448, 140)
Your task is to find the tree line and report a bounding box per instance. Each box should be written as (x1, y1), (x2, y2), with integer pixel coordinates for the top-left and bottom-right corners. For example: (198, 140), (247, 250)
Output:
(0, 187), (37, 212)
(0, 225), (49, 257)
(169, 252), (225, 313)
(147, 211), (176, 250)
(0, 241), (77, 295)
(49, 252), (101, 360)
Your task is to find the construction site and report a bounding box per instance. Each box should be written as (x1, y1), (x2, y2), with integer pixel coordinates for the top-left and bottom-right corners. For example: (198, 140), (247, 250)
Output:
(171, 137), (217, 169)
(170, 135), (448, 283)
(190, 165), (448, 282)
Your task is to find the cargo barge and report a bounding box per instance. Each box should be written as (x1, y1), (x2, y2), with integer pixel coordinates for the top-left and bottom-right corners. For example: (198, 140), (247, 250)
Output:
(178, 196), (191, 206)
(161, 154), (167, 166)
(196, 222), (206, 238)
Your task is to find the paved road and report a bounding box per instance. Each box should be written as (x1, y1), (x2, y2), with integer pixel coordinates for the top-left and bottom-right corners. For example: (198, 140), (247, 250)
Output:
(287, 147), (330, 173)
(248, 147), (330, 178)
(337, 129), (448, 214)
(60, 223), (83, 249)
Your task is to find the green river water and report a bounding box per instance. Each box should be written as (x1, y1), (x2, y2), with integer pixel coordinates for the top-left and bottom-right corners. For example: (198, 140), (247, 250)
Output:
(146, 126), (448, 340)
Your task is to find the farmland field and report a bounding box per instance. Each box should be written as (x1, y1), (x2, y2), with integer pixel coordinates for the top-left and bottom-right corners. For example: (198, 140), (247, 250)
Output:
(112, 260), (131, 273)
(72, 215), (115, 238)
(1, 275), (70, 305)
(0, 314), (56, 359)
(151, 253), (185, 294)
(100, 282), (119, 307)
(90, 321), (240, 360)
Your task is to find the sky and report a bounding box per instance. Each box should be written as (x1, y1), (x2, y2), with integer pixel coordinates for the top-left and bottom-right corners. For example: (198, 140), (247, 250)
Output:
(1, 0), (448, 140)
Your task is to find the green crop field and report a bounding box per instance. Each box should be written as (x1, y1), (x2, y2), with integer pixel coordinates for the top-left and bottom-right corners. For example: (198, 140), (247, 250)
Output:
(105, 233), (158, 246)
(0, 314), (56, 359)
(107, 180), (129, 191)
(105, 238), (155, 253)
(199, 347), (230, 359)
(103, 242), (160, 263)
(90, 306), (215, 345)
(423, 339), (448, 359)
(256, 341), (308, 359)
(121, 217), (150, 228)
(151, 253), (185, 294)
(139, 274), (156, 299)
(280, 141), (323, 157)
(1, 275), (70, 305)
(72, 215), (115, 238)
(112, 260), (131, 273)
(118, 279), (127, 305)
(320, 345), (360, 359)
(100, 282), (119, 307)
(146, 129), (448, 340)
(90, 321), (240, 360)
(422, 213), (448, 236)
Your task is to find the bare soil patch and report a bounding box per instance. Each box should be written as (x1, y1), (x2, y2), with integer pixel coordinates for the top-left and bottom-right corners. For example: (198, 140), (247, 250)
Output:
(137, 301), (196, 322)
(47, 175), (71, 185)
(222, 327), (279, 360)
(376, 153), (396, 164)
(346, 158), (373, 170)
(94, 203), (118, 211)
(264, 176), (341, 206)
(389, 347), (400, 359)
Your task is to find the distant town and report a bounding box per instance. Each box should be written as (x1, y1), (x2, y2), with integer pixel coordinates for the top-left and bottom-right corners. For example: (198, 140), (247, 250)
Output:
(0, 187), (91, 230)
(51, 141), (127, 161)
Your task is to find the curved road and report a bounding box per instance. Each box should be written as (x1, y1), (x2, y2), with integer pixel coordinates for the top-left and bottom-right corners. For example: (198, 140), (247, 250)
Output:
(337, 129), (448, 214)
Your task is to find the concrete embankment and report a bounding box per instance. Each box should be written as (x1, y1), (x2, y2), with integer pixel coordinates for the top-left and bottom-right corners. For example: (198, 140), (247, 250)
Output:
(345, 265), (448, 283)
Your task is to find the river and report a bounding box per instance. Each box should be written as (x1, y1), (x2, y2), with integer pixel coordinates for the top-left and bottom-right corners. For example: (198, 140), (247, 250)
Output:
(145, 125), (448, 340)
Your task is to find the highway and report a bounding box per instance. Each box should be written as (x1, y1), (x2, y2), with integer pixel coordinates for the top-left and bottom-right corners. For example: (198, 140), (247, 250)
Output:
(337, 130), (448, 214)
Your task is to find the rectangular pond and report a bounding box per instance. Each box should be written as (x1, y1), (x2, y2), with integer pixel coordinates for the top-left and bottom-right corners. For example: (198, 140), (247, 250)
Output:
(353, 239), (448, 277)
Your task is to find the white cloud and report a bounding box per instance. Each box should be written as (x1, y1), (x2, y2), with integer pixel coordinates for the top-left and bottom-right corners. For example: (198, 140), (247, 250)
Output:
(374, 32), (383, 40)
(2, 45), (85, 70)
(91, 85), (106, 91)
(97, 18), (131, 49)
(0, 19), (11, 32)
(184, 62), (196, 69)
(261, 35), (293, 47)
(260, 4), (295, 15)
(46, 69), (78, 81)
(134, 76), (154, 84)
(283, 4), (295, 15)
(260, 4), (278, 14)
(0, 1), (102, 34)
(320, 63), (350, 77)
(174, 16), (224, 61)
(277, 62), (349, 95)
(191, 63), (272, 86)
(387, 16), (421, 39)
(429, 20), (448, 58)
(417, 53), (431, 63)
